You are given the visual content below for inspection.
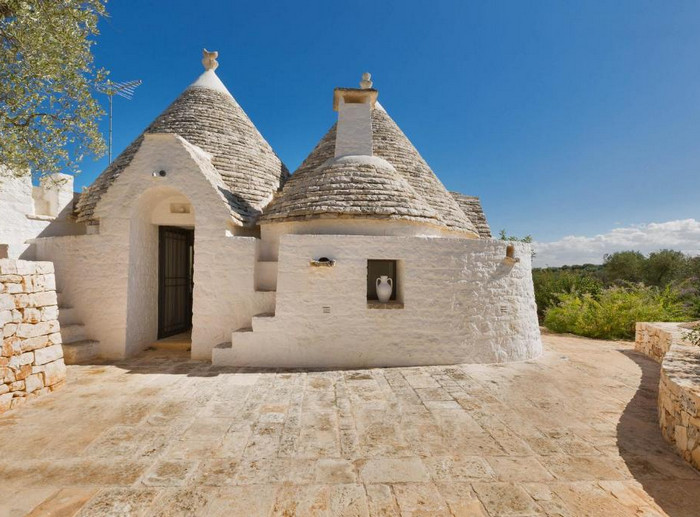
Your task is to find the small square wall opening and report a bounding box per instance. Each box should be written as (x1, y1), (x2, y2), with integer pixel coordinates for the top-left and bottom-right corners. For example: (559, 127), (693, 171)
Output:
(367, 259), (399, 302)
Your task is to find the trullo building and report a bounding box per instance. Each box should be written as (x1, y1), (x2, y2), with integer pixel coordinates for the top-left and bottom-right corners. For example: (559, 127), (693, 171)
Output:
(0, 51), (542, 367)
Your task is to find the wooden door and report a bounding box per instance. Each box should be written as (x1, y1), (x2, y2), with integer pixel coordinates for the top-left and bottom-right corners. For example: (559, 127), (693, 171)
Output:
(158, 226), (194, 338)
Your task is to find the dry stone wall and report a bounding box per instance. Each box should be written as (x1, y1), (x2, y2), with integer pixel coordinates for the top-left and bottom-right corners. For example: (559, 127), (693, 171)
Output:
(635, 322), (679, 363)
(0, 259), (66, 413)
(635, 322), (700, 470)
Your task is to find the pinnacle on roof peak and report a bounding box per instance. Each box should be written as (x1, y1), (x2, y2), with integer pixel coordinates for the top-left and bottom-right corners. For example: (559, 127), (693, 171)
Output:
(360, 72), (373, 89)
(202, 49), (219, 71)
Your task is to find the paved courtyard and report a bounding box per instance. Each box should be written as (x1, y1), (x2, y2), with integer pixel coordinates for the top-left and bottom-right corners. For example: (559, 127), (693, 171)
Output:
(0, 333), (699, 516)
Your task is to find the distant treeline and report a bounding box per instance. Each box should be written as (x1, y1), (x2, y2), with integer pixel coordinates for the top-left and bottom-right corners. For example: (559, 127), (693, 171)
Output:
(532, 250), (700, 340)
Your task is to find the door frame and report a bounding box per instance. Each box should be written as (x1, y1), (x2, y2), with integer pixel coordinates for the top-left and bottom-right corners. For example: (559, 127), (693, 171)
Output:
(157, 226), (194, 339)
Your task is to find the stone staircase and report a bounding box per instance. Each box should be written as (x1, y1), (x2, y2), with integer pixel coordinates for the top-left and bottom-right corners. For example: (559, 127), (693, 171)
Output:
(57, 291), (99, 364)
(254, 260), (278, 292)
(212, 242), (280, 365)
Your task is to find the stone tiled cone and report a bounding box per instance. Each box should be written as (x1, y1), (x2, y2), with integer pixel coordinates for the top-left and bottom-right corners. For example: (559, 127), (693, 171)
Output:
(450, 192), (492, 238)
(261, 106), (479, 235)
(261, 156), (442, 225)
(75, 83), (289, 226)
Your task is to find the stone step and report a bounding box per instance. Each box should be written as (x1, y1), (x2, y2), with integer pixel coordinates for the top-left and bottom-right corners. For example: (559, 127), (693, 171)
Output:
(254, 290), (276, 315)
(57, 306), (79, 326)
(230, 326), (258, 348)
(256, 240), (277, 262)
(215, 331), (286, 366)
(254, 261), (278, 292)
(61, 323), (87, 344)
(62, 339), (99, 364)
(211, 342), (232, 364)
(252, 313), (276, 332)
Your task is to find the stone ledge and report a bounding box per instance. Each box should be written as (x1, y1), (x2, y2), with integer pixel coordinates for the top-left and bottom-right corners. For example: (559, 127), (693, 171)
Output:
(26, 214), (56, 222)
(367, 301), (404, 310)
(635, 321), (700, 470)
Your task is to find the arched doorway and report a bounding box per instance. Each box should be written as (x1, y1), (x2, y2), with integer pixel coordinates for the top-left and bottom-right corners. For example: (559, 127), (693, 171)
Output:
(126, 186), (195, 354)
(157, 226), (194, 338)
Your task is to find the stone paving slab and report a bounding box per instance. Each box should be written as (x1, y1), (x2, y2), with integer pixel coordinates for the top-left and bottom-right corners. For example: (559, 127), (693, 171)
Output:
(0, 334), (699, 516)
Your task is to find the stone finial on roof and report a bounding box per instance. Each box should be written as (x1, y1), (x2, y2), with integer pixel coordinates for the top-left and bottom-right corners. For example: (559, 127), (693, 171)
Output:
(202, 49), (219, 71)
(360, 72), (373, 89)
(74, 53), (290, 226)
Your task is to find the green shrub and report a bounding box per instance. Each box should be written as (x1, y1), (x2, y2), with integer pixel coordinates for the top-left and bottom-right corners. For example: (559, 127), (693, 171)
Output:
(543, 285), (690, 340)
(685, 325), (700, 347)
(533, 269), (602, 321)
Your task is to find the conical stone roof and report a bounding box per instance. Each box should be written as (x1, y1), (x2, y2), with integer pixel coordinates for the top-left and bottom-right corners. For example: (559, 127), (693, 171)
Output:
(450, 192), (491, 238)
(261, 103), (478, 236)
(262, 155), (440, 223)
(75, 65), (289, 225)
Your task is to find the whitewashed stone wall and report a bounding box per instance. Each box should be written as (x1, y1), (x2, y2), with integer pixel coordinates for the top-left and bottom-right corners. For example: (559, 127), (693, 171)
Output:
(215, 235), (542, 368)
(335, 99), (373, 157)
(34, 234), (127, 359)
(0, 172), (85, 260)
(35, 134), (263, 360)
(0, 259), (66, 413)
(259, 219), (467, 261)
(635, 322), (700, 470)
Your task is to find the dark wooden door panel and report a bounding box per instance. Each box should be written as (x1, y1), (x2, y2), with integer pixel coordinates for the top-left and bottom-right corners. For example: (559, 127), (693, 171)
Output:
(158, 226), (193, 338)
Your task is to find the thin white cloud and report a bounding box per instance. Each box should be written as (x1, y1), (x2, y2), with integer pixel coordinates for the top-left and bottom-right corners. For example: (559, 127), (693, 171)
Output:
(533, 219), (700, 268)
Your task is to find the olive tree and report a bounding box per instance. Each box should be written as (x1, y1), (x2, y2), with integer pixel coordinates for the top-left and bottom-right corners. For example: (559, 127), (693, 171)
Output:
(0, 0), (108, 179)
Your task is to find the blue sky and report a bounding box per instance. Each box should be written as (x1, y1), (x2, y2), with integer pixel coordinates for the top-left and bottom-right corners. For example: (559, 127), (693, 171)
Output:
(85, 1), (699, 262)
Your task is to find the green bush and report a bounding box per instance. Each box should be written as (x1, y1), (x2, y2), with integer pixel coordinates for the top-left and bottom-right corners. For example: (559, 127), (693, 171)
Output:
(533, 269), (602, 321)
(543, 285), (690, 340)
(685, 326), (700, 347)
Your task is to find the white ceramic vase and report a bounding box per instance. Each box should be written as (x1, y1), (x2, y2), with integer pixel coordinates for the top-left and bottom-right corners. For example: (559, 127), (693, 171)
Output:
(376, 275), (393, 303)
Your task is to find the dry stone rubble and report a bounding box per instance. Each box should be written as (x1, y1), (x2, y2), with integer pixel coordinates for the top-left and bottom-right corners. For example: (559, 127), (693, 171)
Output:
(636, 321), (700, 470)
(0, 259), (66, 412)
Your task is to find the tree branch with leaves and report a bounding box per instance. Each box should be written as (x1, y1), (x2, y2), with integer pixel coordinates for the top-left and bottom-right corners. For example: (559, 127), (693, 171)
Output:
(0, 0), (108, 179)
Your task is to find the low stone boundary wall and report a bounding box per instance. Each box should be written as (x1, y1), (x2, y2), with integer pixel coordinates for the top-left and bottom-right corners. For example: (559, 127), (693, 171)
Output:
(635, 321), (700, 470)
(1, 259), (66, 413)
(634, 322), (682, 363)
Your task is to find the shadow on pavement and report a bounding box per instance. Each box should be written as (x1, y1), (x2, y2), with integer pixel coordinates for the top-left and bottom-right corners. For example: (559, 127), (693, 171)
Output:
(616, 349), (700, 517)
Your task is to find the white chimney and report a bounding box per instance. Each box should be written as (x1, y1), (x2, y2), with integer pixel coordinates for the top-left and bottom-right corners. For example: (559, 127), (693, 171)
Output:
(333, 73), (378, 158)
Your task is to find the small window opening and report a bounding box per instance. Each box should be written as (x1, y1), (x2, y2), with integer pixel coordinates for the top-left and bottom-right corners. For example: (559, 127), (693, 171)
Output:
(310, 256), (336, 267)
(367, 259), (398, 301)
(506, 244), (515, 259)
(170, 203), (191, 214)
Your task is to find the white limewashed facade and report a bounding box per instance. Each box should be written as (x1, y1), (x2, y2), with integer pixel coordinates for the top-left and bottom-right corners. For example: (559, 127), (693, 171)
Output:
(0, 52), (541, 367)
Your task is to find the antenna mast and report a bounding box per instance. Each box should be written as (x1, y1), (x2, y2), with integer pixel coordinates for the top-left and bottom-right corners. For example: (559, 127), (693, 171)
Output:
(97, 79), (142, 163)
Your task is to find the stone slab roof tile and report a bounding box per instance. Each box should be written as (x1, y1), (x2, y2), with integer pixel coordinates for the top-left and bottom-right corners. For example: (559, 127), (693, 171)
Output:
(262, 156), (441, 224)
(75, 80), (288, 225)
(261, 106), (478, 236)
(450, 192), (491, 238)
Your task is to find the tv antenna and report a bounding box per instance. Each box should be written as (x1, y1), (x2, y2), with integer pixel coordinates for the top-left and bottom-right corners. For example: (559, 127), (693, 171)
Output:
(96, 79), (142, 163)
